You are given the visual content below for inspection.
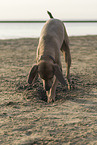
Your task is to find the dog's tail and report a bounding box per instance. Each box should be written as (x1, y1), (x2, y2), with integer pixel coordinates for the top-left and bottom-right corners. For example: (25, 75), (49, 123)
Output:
(47, 11), (54, 18)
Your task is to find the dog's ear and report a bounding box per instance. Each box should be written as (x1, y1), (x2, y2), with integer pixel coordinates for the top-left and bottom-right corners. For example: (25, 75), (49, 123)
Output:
(28, 65), (38, 84)
(53, 64), (66, 86)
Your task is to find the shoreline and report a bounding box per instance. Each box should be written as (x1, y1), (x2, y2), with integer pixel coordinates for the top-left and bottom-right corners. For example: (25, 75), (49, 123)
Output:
(0, 34), (97, 41)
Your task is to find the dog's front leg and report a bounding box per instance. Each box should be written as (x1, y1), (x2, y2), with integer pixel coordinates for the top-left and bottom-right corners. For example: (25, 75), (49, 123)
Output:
(46, 77), (58, 103)
(46, 90), (52, 103)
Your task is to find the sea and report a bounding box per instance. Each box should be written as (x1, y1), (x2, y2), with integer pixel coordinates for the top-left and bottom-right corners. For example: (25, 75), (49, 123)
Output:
(0, 22), (97, 39)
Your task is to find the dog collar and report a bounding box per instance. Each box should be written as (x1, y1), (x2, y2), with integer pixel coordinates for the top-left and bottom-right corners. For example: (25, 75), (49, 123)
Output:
(38, 55), (62, 72)
(39, 55), (56, 63)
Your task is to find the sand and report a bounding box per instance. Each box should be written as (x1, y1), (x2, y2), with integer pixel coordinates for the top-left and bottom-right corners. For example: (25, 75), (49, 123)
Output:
(0, 35), (97, 144)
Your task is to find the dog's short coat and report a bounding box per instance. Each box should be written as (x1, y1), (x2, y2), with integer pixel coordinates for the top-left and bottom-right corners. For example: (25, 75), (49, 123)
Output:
(28, 11), (71, 103)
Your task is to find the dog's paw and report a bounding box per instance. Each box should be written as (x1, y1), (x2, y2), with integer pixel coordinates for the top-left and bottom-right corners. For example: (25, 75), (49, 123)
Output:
(68, 84), (71, 90)
(68, 80), (75, 90)
(47, 95), (55, 103)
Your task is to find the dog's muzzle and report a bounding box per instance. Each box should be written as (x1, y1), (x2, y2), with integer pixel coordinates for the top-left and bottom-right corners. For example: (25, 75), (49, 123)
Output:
(45, 85), (51, 91)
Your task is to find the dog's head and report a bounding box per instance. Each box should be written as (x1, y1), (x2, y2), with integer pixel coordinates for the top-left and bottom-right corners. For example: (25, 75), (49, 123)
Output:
(28, 61), (66, 91)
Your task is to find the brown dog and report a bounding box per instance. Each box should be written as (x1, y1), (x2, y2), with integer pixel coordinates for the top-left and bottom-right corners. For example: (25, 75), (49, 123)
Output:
(28, 11), (71, 103)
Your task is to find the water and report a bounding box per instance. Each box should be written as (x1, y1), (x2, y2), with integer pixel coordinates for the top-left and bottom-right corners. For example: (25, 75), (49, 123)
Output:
(0, 22), (97, 39)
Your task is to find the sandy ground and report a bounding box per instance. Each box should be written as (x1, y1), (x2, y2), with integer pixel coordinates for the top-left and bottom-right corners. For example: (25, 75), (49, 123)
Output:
(0, 35), (97, 145)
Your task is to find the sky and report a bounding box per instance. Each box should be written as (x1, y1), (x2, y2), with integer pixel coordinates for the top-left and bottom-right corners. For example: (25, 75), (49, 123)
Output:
(0, 0), (97, 21)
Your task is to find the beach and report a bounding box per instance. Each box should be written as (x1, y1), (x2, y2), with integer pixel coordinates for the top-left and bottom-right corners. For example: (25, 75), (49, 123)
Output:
(0, 35), (97, 144)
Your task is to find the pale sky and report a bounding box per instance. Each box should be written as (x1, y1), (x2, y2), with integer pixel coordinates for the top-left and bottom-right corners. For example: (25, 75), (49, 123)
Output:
(0, 0), (97, 21)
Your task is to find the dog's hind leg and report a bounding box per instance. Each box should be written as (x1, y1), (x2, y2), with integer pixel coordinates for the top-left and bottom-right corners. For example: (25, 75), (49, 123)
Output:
(61, 41), (71, 90)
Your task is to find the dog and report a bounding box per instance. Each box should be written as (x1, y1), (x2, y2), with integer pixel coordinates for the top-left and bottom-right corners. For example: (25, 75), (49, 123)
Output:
(28, 11), (71, 103)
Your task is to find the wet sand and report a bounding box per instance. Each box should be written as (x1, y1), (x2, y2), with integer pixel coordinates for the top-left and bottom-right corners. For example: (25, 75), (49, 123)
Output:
(0, 35), (97, 144)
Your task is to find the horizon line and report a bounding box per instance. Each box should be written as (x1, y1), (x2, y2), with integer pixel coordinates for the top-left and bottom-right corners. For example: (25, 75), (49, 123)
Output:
(0, 20), (97, 23)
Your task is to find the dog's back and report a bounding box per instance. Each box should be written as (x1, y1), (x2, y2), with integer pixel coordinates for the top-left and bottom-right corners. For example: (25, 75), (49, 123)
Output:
(37, 19), (65, 62)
